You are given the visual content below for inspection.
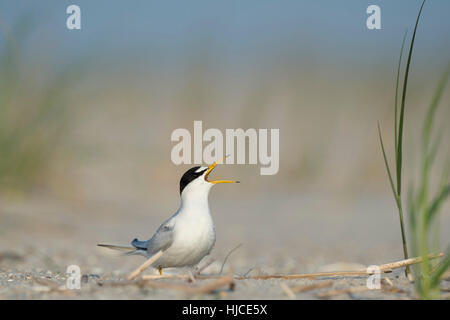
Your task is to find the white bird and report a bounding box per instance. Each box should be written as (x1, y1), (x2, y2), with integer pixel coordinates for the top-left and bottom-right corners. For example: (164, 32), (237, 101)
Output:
(98, 157), (239, 275)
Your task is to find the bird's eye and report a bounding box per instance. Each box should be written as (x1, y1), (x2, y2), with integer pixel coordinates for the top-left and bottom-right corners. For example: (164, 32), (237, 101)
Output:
(195, 167), (208, 174)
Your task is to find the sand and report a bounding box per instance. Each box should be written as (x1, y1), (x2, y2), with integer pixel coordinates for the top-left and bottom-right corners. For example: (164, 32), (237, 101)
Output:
(1, 192), (449, 299)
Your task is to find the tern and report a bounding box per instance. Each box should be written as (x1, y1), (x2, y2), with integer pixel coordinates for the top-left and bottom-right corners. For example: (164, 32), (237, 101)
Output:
(98, 157), (239, 275)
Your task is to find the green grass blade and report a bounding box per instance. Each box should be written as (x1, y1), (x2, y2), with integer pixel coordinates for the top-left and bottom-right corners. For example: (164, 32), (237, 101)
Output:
(396, 0), (426, 196)
(407, 186), (420, 262)
(430, 248), (450, 287)
(439, 158), (450, 190)
(378, 122), (410, 267)
(426, 185), (450, 227)
(423, 65), (450, 148)
(420, 61), (450, 231)
(408, 187), (417, 231)
(377, 123), (398, 200)
(428, 129), (443, 169)
(394, 31), (408, 154)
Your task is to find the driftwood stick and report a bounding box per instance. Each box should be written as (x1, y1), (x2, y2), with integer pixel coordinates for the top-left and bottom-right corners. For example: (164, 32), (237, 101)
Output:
(280, 282), (296, 299)
(377, 253), (443, 271)
(236, 271), (370, 280)
(236, 253), (444, 280)
(127, 250), (164, 280)
(187, 275), (234, 295)
(382, 278), (394, 287)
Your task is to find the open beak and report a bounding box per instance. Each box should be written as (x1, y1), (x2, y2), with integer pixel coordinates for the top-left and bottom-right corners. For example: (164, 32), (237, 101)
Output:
(204, 155), (240, 184)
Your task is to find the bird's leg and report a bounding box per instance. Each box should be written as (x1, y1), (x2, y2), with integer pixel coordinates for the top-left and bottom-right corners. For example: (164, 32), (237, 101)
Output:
(194, 256), (215, 276)
(187, 269), (196, 283)
(158, 265), (163, 275)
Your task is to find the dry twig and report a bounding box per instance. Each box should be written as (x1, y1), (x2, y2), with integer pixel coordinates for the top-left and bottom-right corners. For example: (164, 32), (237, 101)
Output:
(236, 271), (370, 280)
(382, 278), (394, 287)
(280, 282), (296, 299)
(377, 253), (443, 272)
(127, 250), (164, 280)
(236, 253), (444, 280)
(33, 278), (72, 296)
(219, 244), (242, 275)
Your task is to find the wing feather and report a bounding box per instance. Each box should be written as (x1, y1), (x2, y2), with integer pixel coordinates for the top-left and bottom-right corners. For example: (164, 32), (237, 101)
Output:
(146, 217), (175, 255)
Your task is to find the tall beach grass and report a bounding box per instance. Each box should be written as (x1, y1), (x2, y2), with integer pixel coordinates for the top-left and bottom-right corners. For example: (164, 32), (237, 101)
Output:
(378, 0), (450, 298)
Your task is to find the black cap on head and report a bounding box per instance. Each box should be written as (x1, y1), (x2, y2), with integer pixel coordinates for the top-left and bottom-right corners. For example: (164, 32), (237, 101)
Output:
(180, 166), (208, 194)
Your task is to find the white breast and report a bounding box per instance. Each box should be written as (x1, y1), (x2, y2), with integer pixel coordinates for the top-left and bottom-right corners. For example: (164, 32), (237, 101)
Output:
(156, 207), (216, 268)
(155, 174), (217, 268)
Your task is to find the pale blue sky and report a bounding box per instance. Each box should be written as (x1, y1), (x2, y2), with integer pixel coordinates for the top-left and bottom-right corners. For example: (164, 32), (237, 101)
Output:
(0, 0), (449, 71)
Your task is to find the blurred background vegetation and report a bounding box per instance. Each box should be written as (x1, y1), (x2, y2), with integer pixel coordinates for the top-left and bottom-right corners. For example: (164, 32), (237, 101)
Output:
(0, 16), (85, 195)
(0, 1), (448, 200)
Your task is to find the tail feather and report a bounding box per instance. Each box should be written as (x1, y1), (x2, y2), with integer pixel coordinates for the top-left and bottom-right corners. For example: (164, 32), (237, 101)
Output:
(97, 243), (135, 252)
(131, 238), (148, 250)
(98, 242), (148, 257)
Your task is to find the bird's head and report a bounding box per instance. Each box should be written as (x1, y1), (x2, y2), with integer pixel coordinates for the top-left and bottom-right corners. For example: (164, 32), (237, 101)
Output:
(179, 156), (239, 196)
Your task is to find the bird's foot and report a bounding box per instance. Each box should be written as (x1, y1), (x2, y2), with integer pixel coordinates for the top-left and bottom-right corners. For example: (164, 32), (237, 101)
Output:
(187, 270), (196, 283)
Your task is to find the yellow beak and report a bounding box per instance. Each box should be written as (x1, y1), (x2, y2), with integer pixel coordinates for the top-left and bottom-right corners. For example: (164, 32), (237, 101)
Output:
(204, 155), (240, 184)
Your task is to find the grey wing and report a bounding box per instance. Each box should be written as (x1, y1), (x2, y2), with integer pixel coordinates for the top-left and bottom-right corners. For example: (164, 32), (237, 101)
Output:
(146, 218), (175, 255)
